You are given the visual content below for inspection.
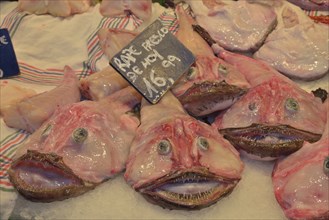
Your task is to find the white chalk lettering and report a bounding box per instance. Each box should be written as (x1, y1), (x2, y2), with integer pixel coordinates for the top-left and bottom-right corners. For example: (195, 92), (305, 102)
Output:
(141, 27), (169, 52)
(113, 57), (128, 72)
(150, 69), (166, 87)
(113, 45), (142, 72)
(141, 49), (164, 69)
(127, 72), (138, 82)
(143, 77), (158, 98)
(162, 55), (181, 68)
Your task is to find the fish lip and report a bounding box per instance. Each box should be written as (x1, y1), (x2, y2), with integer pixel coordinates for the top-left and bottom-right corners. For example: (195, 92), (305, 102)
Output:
(219, 123), (322, 158)
(178, 81), (247, 116)
(8, 150), (96, 202)
(136, 169), (240, 210)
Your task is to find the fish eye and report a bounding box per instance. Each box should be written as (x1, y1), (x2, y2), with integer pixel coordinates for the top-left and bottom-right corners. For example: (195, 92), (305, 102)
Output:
(186, 67), (198, 80)
(218, 64), (228, 76)
(285, 98), (299, 113)
(324, 156), (329, 176)
(72, 128), (88, 144)
(197, 137), (209, 151)
(157, 140), (172, 155)
(41, 124), (52, 138)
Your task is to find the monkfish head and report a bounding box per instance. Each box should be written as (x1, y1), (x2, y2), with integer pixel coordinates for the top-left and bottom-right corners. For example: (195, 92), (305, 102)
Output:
(8, 87), (141, 202)
(214, 76), (326, 159)
(124, 92), (243, 210)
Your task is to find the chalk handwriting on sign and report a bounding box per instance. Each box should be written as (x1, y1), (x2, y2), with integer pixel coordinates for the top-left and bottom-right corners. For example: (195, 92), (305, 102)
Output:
(110, 20), (195, 104)
(0, 35), (8, 46)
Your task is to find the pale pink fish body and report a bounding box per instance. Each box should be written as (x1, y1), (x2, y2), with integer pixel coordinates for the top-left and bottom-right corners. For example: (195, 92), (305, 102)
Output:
(80, 29), (138, 100)
(172, 5), (250, 116)
(253, 1), (329, 81)
(124, 92), (243, 210)
(9, 87), (141, 202)
(80, 66), (129, 100)
(99, 0), (152, 20)
(185, 0), (277, 52)
(3, 66), (80, 133)
(97, 28), (138, 60)
(18, 0), (91, 17)
(272, 101), (329, 219)
(287, 0), (329, 11)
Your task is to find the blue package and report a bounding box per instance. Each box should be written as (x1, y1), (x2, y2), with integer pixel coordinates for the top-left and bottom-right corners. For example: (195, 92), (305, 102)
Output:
(0, 28), (20, 78)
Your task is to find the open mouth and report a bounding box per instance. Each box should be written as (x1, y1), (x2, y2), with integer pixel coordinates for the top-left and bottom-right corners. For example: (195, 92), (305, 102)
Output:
(219, 123), (322, 158)
(8, 150), (96, 202)
(137, 170), (239, 210)
(178, 81), (247, 116)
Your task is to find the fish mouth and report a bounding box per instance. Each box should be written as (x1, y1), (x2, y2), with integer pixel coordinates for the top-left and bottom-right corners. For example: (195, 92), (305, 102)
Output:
(178, 81), (247, 117)
(8, 150), (96, 202)
(219, 123), (322, 158)
(137, 169), (239, 210)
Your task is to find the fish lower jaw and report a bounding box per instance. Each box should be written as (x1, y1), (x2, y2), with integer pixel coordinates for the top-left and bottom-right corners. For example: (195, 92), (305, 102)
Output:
(140, 180), (238, 210)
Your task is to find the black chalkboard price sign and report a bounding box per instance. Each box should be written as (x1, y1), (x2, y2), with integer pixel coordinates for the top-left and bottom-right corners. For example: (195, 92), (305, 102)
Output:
(110, 20), (195, 104)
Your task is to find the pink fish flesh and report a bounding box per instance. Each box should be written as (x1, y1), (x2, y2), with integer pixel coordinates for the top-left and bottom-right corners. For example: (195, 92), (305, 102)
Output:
(99, 0), (152, 20)
(2, 66), (80, 133)
(124, 91), (244, 210)
(287, 0), (329, 11)
(185, 0), (277, 52)
(8, 87), (141, 202)
(213, 76), (326, 159)
(272, 102), (329, 219)
(18, 0), (91, 17)
(80, 66), (129, 100)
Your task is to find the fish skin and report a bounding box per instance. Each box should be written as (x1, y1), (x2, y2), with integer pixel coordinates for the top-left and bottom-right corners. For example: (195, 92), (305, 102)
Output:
(124, 91), (243, 209)
(18, 0), (91, 17)
(2, 66), (80, 133)
(185, 0), (277, 53)
(9, 87), (141, 202)
(172, 4), (250, 116)
(213, 75), (326, 159)
(99, 0), (152, 20)
(272, 100), (329, 220)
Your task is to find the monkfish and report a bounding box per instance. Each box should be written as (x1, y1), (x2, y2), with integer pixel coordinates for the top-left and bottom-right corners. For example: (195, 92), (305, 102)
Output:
(8, 87), (141, 202)
(3, 66), (80, 133)
(124, 91), (244, 210)
(272, 100), (329, 219)
(18, 0), (91, 17)
(80, 29), (137, 100)
(100, 0), (152, 20)
(213, 59), (327, 159)
(172, 5), (250, 117)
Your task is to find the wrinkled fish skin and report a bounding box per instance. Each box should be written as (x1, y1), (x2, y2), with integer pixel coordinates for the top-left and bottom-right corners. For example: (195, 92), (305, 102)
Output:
(185, 0), (277, 52)
(125, 92), (244, 210)
(213, 76), (327, 159)
(2, 66), (80, 133)
(9, 87), (141, 202)
(172, 5), (250, 116)
(272, 103), (329, 219)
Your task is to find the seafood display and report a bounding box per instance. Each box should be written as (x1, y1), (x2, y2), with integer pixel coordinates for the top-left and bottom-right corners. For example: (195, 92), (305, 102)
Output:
(2, 66), (80, 133)
(171, 5), (250, 116)
(100, 0), (152, 20)
(18, 0), (91, 17)
(124, 91), (244, 210)
(253, 1), (329, 81)
(8, 87), (141, 202)
(1, 0), (329, 219)
(185, 0), (277, 53)
(272, 100), (329, 219)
